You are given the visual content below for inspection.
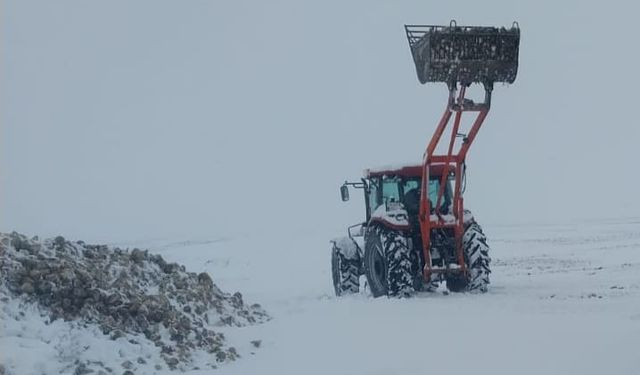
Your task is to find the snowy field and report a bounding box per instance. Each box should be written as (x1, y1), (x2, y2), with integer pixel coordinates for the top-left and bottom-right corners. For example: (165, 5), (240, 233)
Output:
(110, 217), (640, 375)
(6, 1), (640, 374)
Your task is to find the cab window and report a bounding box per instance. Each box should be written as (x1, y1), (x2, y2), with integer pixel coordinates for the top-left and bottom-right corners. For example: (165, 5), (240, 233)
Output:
(403, 179), (419, 194)
(382, 177), (401, 205)
(368, 178), (380, 212)
(428, 179), (451, 213)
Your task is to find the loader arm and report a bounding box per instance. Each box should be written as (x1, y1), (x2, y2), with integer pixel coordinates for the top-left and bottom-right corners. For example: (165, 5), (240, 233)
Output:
(418, 83), (492, 281)
(405, 21), (519, 281)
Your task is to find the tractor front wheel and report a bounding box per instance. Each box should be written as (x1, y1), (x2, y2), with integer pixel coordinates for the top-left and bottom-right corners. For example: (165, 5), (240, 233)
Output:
(331, 243), (360, 296)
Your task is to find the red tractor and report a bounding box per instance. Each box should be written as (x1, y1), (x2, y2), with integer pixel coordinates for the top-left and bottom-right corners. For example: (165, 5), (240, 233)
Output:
(331, 21), (520, 297)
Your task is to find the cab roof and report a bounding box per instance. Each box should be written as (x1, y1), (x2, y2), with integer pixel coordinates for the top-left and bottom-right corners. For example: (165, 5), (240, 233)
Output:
(364, 163), (453, 178)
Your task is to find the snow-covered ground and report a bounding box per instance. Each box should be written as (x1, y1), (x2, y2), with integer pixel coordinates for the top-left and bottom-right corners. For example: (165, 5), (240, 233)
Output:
(107, 217), (640, 375)
(3, 218), (638, 374)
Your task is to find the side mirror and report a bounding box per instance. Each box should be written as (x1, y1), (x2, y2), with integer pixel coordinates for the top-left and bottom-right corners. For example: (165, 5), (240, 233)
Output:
(340, 184), (350, 202)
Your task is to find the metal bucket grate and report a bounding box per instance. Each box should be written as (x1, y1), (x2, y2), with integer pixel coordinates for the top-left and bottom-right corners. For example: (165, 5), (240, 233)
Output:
(405, 21), (520, 85)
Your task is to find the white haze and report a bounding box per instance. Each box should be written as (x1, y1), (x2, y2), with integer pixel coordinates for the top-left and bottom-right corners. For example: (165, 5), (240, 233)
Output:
(2, 0), (639, 242)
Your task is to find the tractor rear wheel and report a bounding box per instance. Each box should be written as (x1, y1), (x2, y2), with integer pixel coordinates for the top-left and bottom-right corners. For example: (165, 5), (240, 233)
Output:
(446, 221), (491, 292)
(331, 244), (360, 296)
(364, 225), (415, 298)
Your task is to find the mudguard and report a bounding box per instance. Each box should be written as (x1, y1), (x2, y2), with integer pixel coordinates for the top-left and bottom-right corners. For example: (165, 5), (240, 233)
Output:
(330, 235), (362, 261)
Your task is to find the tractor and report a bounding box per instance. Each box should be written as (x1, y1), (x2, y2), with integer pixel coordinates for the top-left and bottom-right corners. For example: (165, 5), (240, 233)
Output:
(331, 21), (520, 297)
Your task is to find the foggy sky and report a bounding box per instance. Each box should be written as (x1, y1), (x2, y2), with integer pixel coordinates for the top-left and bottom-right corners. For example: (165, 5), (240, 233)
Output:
(2, 0), (639, 243)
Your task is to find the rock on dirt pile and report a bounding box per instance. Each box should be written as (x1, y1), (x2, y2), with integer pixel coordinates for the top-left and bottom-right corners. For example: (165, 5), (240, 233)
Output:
(0, 232), (269, 373)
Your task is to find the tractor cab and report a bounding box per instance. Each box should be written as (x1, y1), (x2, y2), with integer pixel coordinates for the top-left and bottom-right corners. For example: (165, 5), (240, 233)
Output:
(340, 163), (454, 222)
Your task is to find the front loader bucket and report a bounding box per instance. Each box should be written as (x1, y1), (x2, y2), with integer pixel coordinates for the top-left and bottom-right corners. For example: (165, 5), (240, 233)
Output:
(405, 21), (520, 85)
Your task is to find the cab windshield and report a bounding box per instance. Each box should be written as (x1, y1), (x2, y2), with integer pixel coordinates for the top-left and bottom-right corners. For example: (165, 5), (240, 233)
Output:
(368, 176), (452, 214)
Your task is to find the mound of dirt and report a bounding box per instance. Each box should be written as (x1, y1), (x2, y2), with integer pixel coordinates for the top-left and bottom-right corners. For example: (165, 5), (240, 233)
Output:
(0, 232), (269, 373)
